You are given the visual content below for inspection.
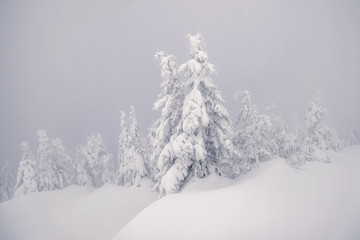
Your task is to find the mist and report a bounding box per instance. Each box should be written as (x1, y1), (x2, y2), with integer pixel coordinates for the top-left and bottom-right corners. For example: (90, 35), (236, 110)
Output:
(1, 0), (359, 174)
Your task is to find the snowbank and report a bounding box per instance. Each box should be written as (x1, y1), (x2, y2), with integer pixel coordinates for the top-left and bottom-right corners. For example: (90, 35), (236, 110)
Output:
(1, 147), (359, 240)
(0, 181), (156, 240)
(114, 146), (360, 240)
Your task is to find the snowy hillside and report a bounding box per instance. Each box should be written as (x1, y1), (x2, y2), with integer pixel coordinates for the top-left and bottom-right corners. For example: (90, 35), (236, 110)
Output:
(115, 146), (360, 240)
(1, 147), (360, 240)
(0, 181), (156, 240)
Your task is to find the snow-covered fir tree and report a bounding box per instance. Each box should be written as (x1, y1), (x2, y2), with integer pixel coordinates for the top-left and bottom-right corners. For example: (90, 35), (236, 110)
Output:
(265, 104), (297, 159)
(151, 50), (184, 190)
(116, 107), (148, 186)
(51, 138), (74, 187)
(0, 161), (15, 202)
(74, 160), (91, 187)
(14, 141), (38, 198)
(36, 130), (65, 191)
(298, 96), (343, 162)
(76, 133), (114, 188)
(129, 106), (150, 176)
(155, 33), (242, 195)
(115, 111), (130, 184)
(234, 90), (272, 165)
(144, 131), (156, 180)
(36, 130), (75, 191)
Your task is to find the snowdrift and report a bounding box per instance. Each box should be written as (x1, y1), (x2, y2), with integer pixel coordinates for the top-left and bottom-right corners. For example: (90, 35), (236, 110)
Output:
(1, 147), (360, 240)
(115, 147), (360, 240)
(0, 181), (156, 240)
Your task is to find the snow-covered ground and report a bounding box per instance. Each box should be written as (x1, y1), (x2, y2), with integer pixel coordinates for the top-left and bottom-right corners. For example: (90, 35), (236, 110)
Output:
(115, 146), (360, 240)
(0, 180), (157, 240)
(1, 147), (360, 240)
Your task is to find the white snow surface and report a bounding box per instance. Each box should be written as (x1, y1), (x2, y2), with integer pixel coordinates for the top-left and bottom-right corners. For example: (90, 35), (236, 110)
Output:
(1, 147), (360, 240)
(0, 180), (156, 240)
(115, 146), (360, 240)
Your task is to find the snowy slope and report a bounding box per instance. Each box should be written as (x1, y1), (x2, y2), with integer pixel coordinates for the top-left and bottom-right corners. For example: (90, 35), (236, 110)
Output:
(115, 146), (360, 240)
(0, 180), (156, 240)
(1, 147), (359, 240)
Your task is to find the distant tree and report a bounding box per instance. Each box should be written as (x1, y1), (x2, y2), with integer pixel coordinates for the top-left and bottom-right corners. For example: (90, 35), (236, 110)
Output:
(346, 124), (360, 146)
(116, 107), (148, 186)
(0, 161), (15, 202)
(13, 141), (38, 198)
(129, 106), (150, 171)
(265, 104), (297, 159)
(298, 96), (343, 162)
(155, 33), (242, 195)
(36, 130), (64, 191)
(76, 133), (114, 188)
(144, 132), (156, 181)
(51, 138), (74, 187)
(74, 160), (91, 187)
(151, 50), (184, 190)
(116, 111), (130, 184)
(234, 90), (272, 165)
(36, 130), (76, 191)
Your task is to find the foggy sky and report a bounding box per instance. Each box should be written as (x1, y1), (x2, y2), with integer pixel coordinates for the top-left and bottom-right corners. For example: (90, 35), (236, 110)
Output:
(1, 0), (360, 174)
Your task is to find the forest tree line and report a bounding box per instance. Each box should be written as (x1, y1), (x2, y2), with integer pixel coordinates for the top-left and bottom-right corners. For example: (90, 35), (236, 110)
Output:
(1, 33), (359, 202)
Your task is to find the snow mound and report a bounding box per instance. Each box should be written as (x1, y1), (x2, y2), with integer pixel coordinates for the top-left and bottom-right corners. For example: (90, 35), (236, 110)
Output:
(0, 180), (157, 240)
(114, 146), (360, 240)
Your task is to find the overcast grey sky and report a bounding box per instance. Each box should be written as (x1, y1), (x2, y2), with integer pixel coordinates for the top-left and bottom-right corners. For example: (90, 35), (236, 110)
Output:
(1, 0), (360, 174)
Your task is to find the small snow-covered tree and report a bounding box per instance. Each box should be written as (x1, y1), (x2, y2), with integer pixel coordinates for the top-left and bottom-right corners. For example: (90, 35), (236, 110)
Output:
(117, 107), (148, 186)
(51, 138), (74, 187)
(151, 50), (184, 189)
(36, 130), (65, 191)
(116, 111), (130, 184)
(14, 141), (38, 198)
(156, 33), (241, 195)
(36, 130), (76, 191)
(299, 96), (343, 162)
(265, 105), (297, 159)
(74, 160), (91, 187)
(144, 131), (156, 180)
(77, 133), (114, 188)
(129, 106), (149, 170)
(234, 90), (271, 165)
(0, 161), (15, 202)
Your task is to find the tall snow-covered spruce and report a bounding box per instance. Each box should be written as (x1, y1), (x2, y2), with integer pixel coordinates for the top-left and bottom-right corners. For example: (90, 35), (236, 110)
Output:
(116, 107), (148, 186)
(151, 50), (184, 192)
(155, 33), (242, 195)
